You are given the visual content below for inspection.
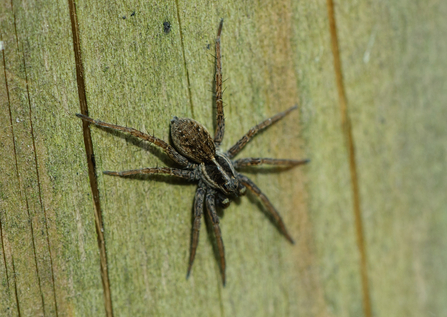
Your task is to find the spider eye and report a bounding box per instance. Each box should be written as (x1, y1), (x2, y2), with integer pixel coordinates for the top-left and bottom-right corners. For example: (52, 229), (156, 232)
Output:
(223, 180), (238, 193)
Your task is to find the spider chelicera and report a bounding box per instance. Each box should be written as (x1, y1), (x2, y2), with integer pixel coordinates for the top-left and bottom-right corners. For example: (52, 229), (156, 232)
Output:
(76, 19), (308, 285)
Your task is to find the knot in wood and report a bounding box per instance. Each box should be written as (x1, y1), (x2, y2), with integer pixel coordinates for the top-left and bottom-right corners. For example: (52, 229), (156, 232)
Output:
(170, 117), (215, 163)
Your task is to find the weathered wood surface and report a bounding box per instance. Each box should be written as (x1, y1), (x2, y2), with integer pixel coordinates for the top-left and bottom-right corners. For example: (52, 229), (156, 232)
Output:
(0, 0), (446, 316)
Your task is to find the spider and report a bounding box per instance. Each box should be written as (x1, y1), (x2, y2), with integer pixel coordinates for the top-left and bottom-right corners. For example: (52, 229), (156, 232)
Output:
(76, 19), (308, 285)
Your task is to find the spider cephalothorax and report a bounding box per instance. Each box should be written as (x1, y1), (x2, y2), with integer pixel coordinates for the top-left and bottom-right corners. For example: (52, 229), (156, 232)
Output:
(76, 19), (308, 285)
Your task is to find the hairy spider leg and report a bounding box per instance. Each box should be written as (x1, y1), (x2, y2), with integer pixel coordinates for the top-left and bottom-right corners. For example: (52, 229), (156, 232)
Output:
(103, 167), (197, 180)
(214, 19), (225, 147)
(233, 158), (310, 168)
(187, 183), (206, 278)
(76, 113), (193, 168)
(226, 105), (298, 158)
(205, 189), (226, 285)
(237, 174), (295, 244)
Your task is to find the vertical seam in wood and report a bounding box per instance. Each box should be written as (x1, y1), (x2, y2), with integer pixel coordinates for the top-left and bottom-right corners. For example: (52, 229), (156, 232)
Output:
(67, 0), (114, 316)
(1, 28), (24, 317)
(174, 0), (195, 118)
(1, 32), (11, 290)
(24, 195), (46, 316)
(326, 1), (372, 316)
(11, 256), (21, 317)
(10, 0), (18, 49)
(0, 209), (8, 289)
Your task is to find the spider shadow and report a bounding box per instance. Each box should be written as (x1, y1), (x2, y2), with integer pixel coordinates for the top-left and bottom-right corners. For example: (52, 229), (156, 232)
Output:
(94, 124), (177, 168)
(236, 165), (299, 175)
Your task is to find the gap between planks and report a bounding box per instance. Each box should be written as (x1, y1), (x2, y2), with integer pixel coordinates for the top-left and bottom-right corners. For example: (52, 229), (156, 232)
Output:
(67, 0), (114, 316)
(326, 0), (373, 316)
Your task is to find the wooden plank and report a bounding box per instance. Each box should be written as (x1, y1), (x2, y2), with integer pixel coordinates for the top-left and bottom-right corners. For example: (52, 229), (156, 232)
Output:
(0, 0), (104, 315)
(71, 0), (362, 315)
(335, 0), (447, 316)
(0, 0), (364, 315)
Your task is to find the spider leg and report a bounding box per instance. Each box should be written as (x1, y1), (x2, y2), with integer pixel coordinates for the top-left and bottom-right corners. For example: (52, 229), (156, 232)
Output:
(237, 173), (295, 244)
(214, 19), (225, 147)
(103, 167), (197, 180)
(76, 114), (192, 168)
(226, 105), (297, 158)
(187, 182), (206, 278)
(205, 189), (226, 285)
(233, 158), (310, 168)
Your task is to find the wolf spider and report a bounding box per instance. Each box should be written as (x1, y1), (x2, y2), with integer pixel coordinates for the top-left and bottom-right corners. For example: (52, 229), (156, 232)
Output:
(76, 19), (308, 285)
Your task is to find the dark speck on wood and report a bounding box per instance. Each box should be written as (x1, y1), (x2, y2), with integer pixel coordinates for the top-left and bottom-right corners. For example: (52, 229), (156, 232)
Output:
(163, 21), (171, 34)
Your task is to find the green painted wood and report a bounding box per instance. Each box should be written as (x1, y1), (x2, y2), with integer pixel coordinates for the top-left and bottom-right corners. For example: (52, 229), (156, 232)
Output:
(0, 0), (446, 316)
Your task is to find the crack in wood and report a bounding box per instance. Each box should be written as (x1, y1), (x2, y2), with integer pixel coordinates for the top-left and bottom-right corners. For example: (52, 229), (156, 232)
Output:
(1, 27), (23, 317)
(0, 32), (11, 291)
(24, 194), (47, 316)
(11, 257), (21, 317)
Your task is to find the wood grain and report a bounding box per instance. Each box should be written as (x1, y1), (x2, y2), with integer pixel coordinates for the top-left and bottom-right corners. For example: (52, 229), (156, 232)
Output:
(0, 0), (446, 316)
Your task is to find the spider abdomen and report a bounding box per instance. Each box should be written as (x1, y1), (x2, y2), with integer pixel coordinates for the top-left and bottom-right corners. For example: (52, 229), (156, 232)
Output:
(170, 117), (216, 163)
